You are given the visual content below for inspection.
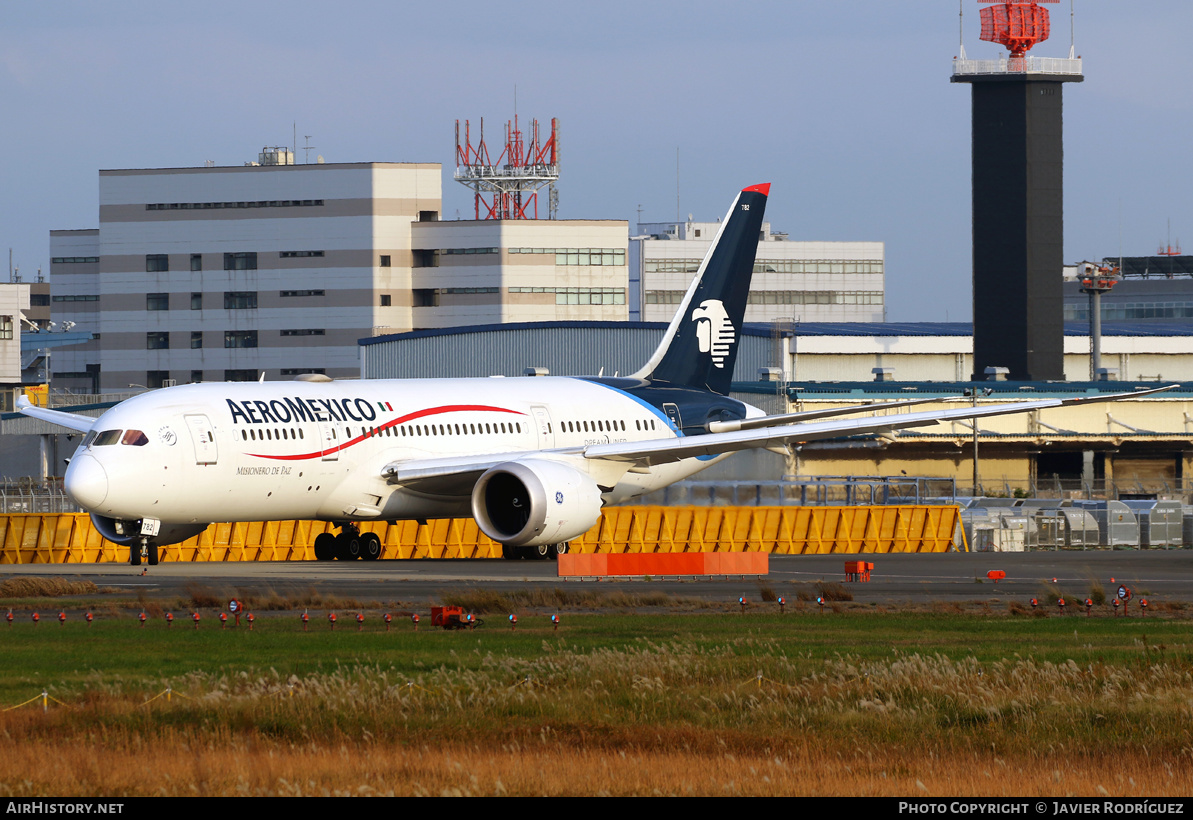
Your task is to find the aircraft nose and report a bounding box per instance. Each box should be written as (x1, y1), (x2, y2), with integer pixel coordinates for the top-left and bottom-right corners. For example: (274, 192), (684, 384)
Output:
(65, 453), (108, 509)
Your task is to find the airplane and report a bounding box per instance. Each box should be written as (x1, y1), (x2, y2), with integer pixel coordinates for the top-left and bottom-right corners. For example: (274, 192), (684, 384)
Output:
(18, 183), (1172, 565)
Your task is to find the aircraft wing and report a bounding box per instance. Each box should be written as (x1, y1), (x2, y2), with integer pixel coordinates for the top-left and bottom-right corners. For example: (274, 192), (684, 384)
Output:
(706, 396), (946, 432)
(15, 396), (99, 433)
(382, 448), (583, 495)
(583, 385), (1177, 467)
(381, 386), (1174, 489)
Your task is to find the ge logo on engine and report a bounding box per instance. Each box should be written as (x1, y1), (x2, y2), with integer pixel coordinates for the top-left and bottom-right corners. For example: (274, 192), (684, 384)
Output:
(555, 492), (564, 504)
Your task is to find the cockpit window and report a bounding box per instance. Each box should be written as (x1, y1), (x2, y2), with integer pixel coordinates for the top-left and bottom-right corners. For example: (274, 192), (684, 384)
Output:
(81, 431), (98, 448)
(92, 430), (122, 446)
(121, 429), (149, 446)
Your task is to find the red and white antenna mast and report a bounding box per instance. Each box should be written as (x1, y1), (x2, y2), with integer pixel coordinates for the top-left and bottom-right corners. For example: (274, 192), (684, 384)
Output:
(454, 116), (559, 220)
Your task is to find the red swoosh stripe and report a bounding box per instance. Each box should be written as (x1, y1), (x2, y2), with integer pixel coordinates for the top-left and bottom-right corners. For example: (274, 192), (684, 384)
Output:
(246, 404), (526, 461)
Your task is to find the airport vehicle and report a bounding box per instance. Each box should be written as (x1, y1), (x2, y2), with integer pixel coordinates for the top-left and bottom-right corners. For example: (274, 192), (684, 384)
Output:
(18, 184), (1169, 564)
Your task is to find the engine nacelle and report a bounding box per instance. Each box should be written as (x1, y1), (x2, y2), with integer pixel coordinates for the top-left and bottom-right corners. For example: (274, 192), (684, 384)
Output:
(471, 459), (603, 547)
(89, 514), (209, 547)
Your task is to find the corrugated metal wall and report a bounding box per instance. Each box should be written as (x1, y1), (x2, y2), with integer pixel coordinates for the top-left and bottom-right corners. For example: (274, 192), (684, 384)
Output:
(361, 323), (780, 383)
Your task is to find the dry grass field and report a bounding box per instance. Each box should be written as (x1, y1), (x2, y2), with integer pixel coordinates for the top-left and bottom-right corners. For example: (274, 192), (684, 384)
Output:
(0, 576), (1190, 797)
(0, 595), (1190, 797)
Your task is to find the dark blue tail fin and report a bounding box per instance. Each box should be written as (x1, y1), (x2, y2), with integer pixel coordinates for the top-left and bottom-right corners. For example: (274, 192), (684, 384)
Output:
(632, 184), (769, 395)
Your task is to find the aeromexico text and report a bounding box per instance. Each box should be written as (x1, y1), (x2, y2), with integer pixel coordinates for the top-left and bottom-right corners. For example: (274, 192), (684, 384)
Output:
(226, 397), (379, 425)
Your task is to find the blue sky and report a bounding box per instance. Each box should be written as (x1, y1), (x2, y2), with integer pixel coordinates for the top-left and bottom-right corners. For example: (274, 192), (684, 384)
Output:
(1, 1), (1189, 321)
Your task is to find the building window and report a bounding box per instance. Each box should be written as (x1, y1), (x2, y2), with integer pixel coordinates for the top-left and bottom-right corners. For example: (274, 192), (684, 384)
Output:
(147, 200), (324, 211)
(146, 254), (169, 272)
(190, 331), (203, 349)
(413, 289), (437, 307)
(224, 330), (258, 348)
(147, 332), (169, 350)
(509, 286), (625, 305)
(51, 256), (99, 264)
(147, 293), (169, 311)
(0, 315), (11, 340)
(280, 329), (325, 336)
(224, 369), (258, 381)
(412, 250), (439, 268)
(190, 370), (203, 383)
(418, 210), (439, 222)
(190, 254), (202, 272)
(380, 294), (392, 307)
(30, 294), (50, 307)
(441, 247), (499, 256)
(191, 293), (202, 310)
(280, 250), (324, 258)
(223, 252), (257, 271)
(280, 290), (324, 297)
(509, 248), (627, 266)
(147, 371), (171, 389)
(224, 291), (258, 310)
(380, 255), (391, 267)
(52, 294), (99, 302)
(281, 368), (326, 376)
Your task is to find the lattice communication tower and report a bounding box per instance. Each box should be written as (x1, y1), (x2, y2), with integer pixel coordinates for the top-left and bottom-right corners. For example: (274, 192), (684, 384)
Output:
(454, 116), (559, 220)
(979, 1), (1057, 56)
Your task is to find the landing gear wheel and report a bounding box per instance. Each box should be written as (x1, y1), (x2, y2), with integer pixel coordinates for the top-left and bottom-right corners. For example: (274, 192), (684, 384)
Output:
(336, 531), (362, 561)
(531, 543), (551, 560)
(556, 542), (569, 555)
(129, 546), (142, 566)
(313, 532), (336, 561)
(501, 545), (517, 560)
(360, 532), (382, 561)
(147, 543), (159, 566)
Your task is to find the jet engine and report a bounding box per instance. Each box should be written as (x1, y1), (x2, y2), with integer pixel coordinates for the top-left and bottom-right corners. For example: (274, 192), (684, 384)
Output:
(471, 459), (603, 547)
(89, 514), (209, 547)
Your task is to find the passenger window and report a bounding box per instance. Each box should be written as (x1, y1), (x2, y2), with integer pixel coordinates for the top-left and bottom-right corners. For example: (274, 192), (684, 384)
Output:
(93, 430), (122, 446)
(121, 430), (149, 446)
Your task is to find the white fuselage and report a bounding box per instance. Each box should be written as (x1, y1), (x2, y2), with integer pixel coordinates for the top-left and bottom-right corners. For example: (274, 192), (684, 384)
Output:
(65, 378), (758, 526)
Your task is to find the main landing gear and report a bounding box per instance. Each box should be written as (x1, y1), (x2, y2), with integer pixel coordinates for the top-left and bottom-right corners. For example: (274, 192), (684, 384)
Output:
(501, 542), (569, 561)
(313, 524), (382, 561)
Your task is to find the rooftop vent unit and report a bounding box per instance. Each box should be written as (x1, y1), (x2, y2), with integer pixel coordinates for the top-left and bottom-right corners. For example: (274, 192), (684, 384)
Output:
(258, 147), (295, 166)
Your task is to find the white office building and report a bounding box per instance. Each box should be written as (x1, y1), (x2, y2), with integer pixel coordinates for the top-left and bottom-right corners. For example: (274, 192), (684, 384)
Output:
(49, 154), (633, 392)
(50, 157), (442, 392)
(0, 283), (30, 386)
(409, 219), (629, 327)
(630, 219), (884, 324)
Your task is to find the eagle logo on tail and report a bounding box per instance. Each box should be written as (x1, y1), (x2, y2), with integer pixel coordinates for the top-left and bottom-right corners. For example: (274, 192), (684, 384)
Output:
(691, 299), (735, 369)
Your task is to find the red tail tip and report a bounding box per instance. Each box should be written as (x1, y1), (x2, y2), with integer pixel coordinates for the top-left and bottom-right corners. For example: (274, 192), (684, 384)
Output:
(742, 183), (770, 196)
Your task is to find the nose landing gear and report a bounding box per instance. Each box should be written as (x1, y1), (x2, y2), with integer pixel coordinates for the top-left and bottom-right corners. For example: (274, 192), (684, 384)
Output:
(129, 538), (159, 566)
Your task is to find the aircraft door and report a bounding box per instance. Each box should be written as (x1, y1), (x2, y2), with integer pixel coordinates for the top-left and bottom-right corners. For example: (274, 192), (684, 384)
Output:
(318, 421), (339, 461)
(530, 406), (555, 449)
(184, 414), (218, 465)
(662, 403), (683, 433)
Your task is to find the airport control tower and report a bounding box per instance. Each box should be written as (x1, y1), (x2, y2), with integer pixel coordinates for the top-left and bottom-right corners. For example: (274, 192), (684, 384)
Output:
(952, 1), (1082, 381)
